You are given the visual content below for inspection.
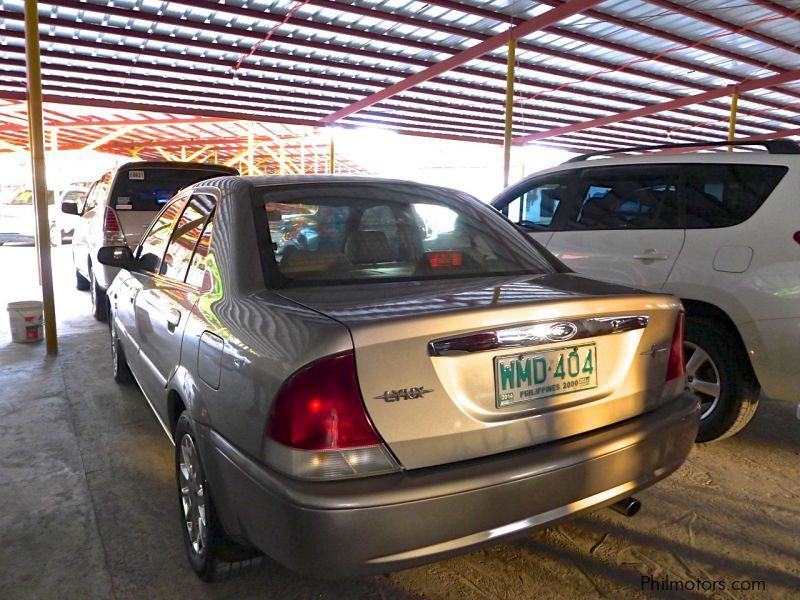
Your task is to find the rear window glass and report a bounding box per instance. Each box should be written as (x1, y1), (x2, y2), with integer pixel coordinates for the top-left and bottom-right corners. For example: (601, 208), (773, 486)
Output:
(110, 168), (227, 211)
(255, 183), (557, 287)
(683, 164), (787, 228)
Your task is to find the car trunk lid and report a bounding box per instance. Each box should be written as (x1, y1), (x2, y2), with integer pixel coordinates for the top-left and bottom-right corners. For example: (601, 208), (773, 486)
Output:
(278, 274), (684, 470)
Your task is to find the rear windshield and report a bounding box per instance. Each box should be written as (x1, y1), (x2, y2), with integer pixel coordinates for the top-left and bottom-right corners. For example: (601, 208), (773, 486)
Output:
(110, 168), (228, 211)
(255, 183), (558, 287)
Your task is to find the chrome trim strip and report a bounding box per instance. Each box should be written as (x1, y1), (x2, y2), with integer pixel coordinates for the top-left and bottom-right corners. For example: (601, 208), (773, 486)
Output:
(428, 315), (649, 356)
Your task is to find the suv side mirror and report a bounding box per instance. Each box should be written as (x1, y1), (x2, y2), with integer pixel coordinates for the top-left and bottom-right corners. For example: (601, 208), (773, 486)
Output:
(97, 246), (134, 270)
(61, 201), (81, 216)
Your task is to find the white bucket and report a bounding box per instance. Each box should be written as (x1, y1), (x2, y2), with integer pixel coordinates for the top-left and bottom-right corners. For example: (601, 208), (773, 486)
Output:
(7, 301), (44, 343)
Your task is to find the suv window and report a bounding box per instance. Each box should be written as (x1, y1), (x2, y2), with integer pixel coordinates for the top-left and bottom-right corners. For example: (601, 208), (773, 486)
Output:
(162, 195), (216, 282)
(85, 172), (112, 212)
(137, 198), (187, 273)
(501, 177), (569, 229)
(683, 164), (787, 228)
(568, 166), (681, 230)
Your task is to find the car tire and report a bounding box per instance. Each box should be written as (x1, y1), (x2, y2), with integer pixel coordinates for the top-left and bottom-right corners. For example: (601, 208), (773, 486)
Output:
(685, 318), (760, 443)
(90, 268), (108, 322)
(175, 413), (260, 582)
(110, 316), (133, 384)
(76, 269), (90, 291)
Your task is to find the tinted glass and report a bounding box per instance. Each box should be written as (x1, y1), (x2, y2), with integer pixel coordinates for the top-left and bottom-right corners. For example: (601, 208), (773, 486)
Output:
(257, 183), (557, 286)
(683, 164), (787, 228)
(137, 199), (186, 273)
(568, 166), (681, 230)
(502, 177), (569, 229)
(111, 168), (227, 211)
(162, 195), (215, 281)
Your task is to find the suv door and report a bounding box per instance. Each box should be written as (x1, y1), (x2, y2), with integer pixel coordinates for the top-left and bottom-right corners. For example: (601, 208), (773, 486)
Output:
(547, 165), (685, 290)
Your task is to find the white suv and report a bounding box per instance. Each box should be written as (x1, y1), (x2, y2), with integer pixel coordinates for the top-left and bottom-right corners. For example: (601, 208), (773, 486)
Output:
(63, 161), (237, 321)
(492, 140), (800, 442)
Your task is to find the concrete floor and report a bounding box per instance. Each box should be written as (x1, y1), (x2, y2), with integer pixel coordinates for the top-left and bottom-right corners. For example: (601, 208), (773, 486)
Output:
(1, 246), (799, 600)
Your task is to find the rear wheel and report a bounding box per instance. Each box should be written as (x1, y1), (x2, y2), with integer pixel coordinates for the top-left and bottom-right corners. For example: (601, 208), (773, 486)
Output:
(175, 414), (260, 581)
(76, 269), (90, 291)
(685, 318), (760, 442)
(90, 268), (108, 322)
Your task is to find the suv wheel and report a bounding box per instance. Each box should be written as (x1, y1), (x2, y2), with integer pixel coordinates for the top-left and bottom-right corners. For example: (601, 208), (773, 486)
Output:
(685, 318), (760, 442)
(90, 268), (108, 322)
(175, 413), (260, 581)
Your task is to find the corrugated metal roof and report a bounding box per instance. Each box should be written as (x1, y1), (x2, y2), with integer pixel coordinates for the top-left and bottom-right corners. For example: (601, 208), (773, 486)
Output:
(0, 0), (798, 153)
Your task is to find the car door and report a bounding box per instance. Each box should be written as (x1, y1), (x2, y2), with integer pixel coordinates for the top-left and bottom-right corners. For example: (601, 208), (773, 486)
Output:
(111, 197), (186, 377)
(492, 172), (573, 248)
(128, 194), (215, 421)
(72, 173), (111, 277)
(546, 164), (686, 290)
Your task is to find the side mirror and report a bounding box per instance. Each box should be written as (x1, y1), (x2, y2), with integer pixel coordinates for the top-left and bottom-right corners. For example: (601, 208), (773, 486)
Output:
(97, 246), (135, 270)
(61, 201), (80, 216)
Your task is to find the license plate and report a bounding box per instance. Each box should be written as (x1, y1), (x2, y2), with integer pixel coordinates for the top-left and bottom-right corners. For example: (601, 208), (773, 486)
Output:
(495, 343), (597, 407)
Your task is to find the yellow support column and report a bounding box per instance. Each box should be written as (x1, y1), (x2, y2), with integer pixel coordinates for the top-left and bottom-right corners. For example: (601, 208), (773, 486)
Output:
(328, 129), (335, 175)
(503, 37), (516, 188)
(24, 0), (57, 354)
(727, 88), (739, 152)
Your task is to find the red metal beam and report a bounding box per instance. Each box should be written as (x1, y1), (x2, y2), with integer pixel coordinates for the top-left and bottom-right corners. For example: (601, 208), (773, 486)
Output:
(748, 0), (800, 23)
(645, 0), (800, 56)
(516, 68), (800, 144)
(4, 10), (799, 134)
(318, 0), (605, 124)
(0, 72), (759, 149)
(309, 0), (800, 109)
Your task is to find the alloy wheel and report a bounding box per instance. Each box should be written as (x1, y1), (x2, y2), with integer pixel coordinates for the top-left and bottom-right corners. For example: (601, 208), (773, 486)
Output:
(684, 341), (722, 420)
(179, 434), (208, 557)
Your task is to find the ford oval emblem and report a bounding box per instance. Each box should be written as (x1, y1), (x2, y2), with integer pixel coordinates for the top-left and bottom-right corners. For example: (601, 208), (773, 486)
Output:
(546, 322), (578, 342)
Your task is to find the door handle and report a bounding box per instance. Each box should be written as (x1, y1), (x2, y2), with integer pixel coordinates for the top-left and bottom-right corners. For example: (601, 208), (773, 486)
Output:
(166, 308), (182, 332)
(633, 249), (669, 261)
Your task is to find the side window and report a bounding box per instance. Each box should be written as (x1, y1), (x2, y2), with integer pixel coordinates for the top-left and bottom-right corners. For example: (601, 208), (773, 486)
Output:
(501, 178), (569, 229)
(683, 164), (788, 228)
(568, 166), (681, 230)
(137, 198), (186, 274)
(185, 220), (213, 290)
(162, 195), (216, 282)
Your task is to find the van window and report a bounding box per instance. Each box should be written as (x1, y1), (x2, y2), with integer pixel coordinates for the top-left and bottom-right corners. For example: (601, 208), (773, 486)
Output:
(683, 164), (787, 228)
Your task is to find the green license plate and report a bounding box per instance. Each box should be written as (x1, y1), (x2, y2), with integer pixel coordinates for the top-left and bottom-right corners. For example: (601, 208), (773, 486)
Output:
(495, 343), (597, 407)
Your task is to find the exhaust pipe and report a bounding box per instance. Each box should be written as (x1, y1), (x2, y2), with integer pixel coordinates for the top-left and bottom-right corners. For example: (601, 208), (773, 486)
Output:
(610, 496), (641, 517)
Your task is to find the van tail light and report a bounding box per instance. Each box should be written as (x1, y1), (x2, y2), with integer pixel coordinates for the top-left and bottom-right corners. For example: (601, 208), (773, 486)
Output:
(666, 312), (686, 382)
(265, 352), (399, 480)
(793, 231), (800, 245)
(102, 207), (126, 246)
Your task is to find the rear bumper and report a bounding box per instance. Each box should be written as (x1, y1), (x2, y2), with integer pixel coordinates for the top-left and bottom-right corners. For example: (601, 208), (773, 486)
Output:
(198, 392), (699, 578)
(739, 318), (800, 402)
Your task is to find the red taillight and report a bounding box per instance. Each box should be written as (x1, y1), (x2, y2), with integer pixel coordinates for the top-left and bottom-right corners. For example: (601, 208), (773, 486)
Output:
(666, 312), (686, 381)
(103, 207), (121, 232)
(793, 231), (800, 245)
(267, 352), (382, 450)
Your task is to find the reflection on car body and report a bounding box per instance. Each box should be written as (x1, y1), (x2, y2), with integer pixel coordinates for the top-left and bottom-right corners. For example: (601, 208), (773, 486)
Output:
(100, 175), (699, 581)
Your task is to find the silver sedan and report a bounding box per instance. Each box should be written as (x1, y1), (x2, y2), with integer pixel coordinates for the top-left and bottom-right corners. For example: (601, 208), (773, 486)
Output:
(98, 176), (699, 581)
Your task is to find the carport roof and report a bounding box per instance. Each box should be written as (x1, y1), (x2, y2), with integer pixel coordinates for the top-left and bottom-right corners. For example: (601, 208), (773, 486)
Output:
(0, 0), (799, 153)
